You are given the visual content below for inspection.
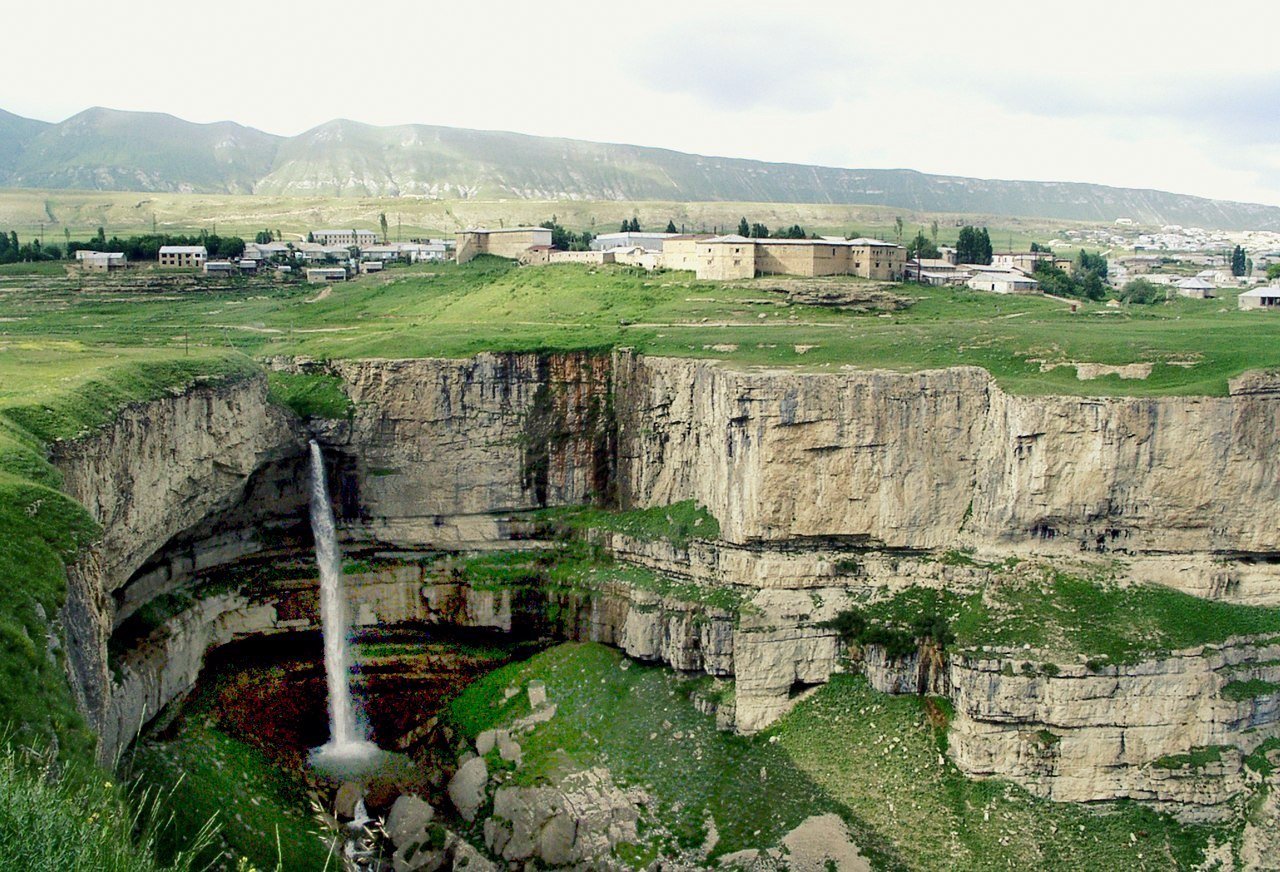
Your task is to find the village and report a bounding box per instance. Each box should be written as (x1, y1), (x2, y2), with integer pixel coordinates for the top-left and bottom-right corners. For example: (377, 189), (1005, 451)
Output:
(64, 218), (1280, 312)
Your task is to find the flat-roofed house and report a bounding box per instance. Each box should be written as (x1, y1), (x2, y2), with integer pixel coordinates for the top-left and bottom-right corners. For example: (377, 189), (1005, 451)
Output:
(78, 251), (127, 271)
(1238, 286), (1280, 310)
(993, 251), (1054, 273)
(306, 267), (348, 283)
(966, 270), (1040, 294)
(310, 229), (377, 247)
(455, 227), (554, 263)
(202, 260), (236, 275)
(158, 245), (207, 268)
(589, 231), (675, 252)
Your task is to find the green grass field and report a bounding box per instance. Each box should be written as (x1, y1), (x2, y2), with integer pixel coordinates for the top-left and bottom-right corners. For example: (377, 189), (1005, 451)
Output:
(2, 257), (1277, 400)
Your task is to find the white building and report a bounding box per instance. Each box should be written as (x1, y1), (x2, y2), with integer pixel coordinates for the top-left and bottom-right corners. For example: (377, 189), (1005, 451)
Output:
(77, 251), (127, 271)
(202, 260), (236, 275)
(310, 229), (377, 247)
(158, 245), (207, 268)
(1238, 286), (1280, 310)
(590, 231), (676, 252)
(966, 270), (1039, 294)
(306, 267), (348, 283)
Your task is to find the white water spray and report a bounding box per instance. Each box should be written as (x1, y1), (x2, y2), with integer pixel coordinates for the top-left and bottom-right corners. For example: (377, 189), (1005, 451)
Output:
(308, 440), (378, 766)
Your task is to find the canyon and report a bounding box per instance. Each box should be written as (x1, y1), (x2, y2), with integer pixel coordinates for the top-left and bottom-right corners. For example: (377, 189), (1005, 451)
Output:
(42, 349), (1280, 866)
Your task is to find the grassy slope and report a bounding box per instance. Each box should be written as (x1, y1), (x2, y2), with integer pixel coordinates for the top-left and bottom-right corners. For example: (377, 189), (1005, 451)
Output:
(448, 642), (1221, 871)
(128, 723), (327, 871)
(0, 742), (212, 872)
(0, 189), (1170, 245)
(3, 258), (1279, 397)
(0, 349), (260, 759)
(846, 569), (1280, 666)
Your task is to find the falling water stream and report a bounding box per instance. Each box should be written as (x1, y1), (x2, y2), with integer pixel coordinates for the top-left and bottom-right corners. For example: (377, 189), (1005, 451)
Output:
(307, 440), (380, 771)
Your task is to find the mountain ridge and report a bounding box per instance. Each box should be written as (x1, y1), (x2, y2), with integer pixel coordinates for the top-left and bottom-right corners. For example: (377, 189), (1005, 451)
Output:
(2, 106), (1278, 229)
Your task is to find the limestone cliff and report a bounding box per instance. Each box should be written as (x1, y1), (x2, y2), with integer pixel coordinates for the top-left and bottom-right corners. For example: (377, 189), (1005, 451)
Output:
(616, 355), (1280, 563)
(42, 350), (1280, 823)
(52, 374), (299, 745)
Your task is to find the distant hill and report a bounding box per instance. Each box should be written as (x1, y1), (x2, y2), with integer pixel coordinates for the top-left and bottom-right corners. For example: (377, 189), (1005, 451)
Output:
(2, 106), (1278, 229)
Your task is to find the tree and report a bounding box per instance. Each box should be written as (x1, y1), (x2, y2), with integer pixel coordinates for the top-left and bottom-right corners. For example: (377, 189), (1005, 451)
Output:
(907, 229), (940, 260)
(1119, 278), (1164, 305)
(930, 220), (939, 246)
(894, 216), (904, 245)
(628, 217), (641, 233)
(95, 226), (106, 244)
(749, 223), (770, 239)
(738, 217), (750, 237)
(1076, 249), (1108, 279)
(379, 213), (389, 244)
(540, 220), (571, 250)
(954, 226), (992, 265)
(255, 229), (274, 244)
(1266, 263), (1280, 281)
(777, 224), (807, 239)
(1231, 245), (1247, 277)
(665, 220), (677, 234)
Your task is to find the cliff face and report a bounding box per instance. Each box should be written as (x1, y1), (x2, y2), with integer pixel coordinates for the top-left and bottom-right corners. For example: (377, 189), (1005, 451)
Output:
(46, 351), (1280, 817)
(617, 355), (1280, 560)
(52, 375), (300, 740)
(947, 641), (1280, 821)
(291, 354), (615, 547)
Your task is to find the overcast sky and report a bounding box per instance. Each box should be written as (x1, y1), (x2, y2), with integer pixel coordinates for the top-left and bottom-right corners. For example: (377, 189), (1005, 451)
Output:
(6, 0), (1280, 205)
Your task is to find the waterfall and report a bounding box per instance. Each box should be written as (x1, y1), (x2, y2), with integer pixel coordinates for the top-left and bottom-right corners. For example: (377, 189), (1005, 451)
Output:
(308, 440), (377, 764)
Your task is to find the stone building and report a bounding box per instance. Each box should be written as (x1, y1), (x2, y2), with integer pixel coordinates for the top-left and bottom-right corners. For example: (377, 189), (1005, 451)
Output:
(658, 234), (713, 271)
(455, 227), (554, 264)
(693, 235), (905, 281)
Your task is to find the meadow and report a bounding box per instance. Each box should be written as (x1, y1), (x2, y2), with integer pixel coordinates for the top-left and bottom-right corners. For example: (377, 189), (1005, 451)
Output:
(1, 257), (1278, 400)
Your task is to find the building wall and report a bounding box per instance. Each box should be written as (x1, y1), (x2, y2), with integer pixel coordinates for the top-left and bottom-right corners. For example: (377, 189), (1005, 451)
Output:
(1240, 294), (1280, 310)
(455, 229), (553, 264)
(660, 238), (705, 271)
(756, 243), (825, 276)
(696, 242), (756, 280)
(547, 250), (613, 265)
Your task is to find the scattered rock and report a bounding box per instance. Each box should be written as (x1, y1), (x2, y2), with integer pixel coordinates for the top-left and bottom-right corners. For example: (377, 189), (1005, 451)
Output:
(385, 794), (435, 847)
(448, 756), (489, 822)
(528, 680), (548, 708)
(334, 781), (364, 819)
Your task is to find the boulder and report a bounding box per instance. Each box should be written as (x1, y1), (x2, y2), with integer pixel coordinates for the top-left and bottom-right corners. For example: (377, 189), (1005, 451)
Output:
(385, 794), (435, 848)
(448, 756), (489, 822)
(333, 781), (364, 820)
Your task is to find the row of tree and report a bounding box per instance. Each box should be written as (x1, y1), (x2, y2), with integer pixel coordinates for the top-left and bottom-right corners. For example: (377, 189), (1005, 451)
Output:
(71, 230), (245, 261)
(733, 217), (810, 239)
(0, 231), (64, 263)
